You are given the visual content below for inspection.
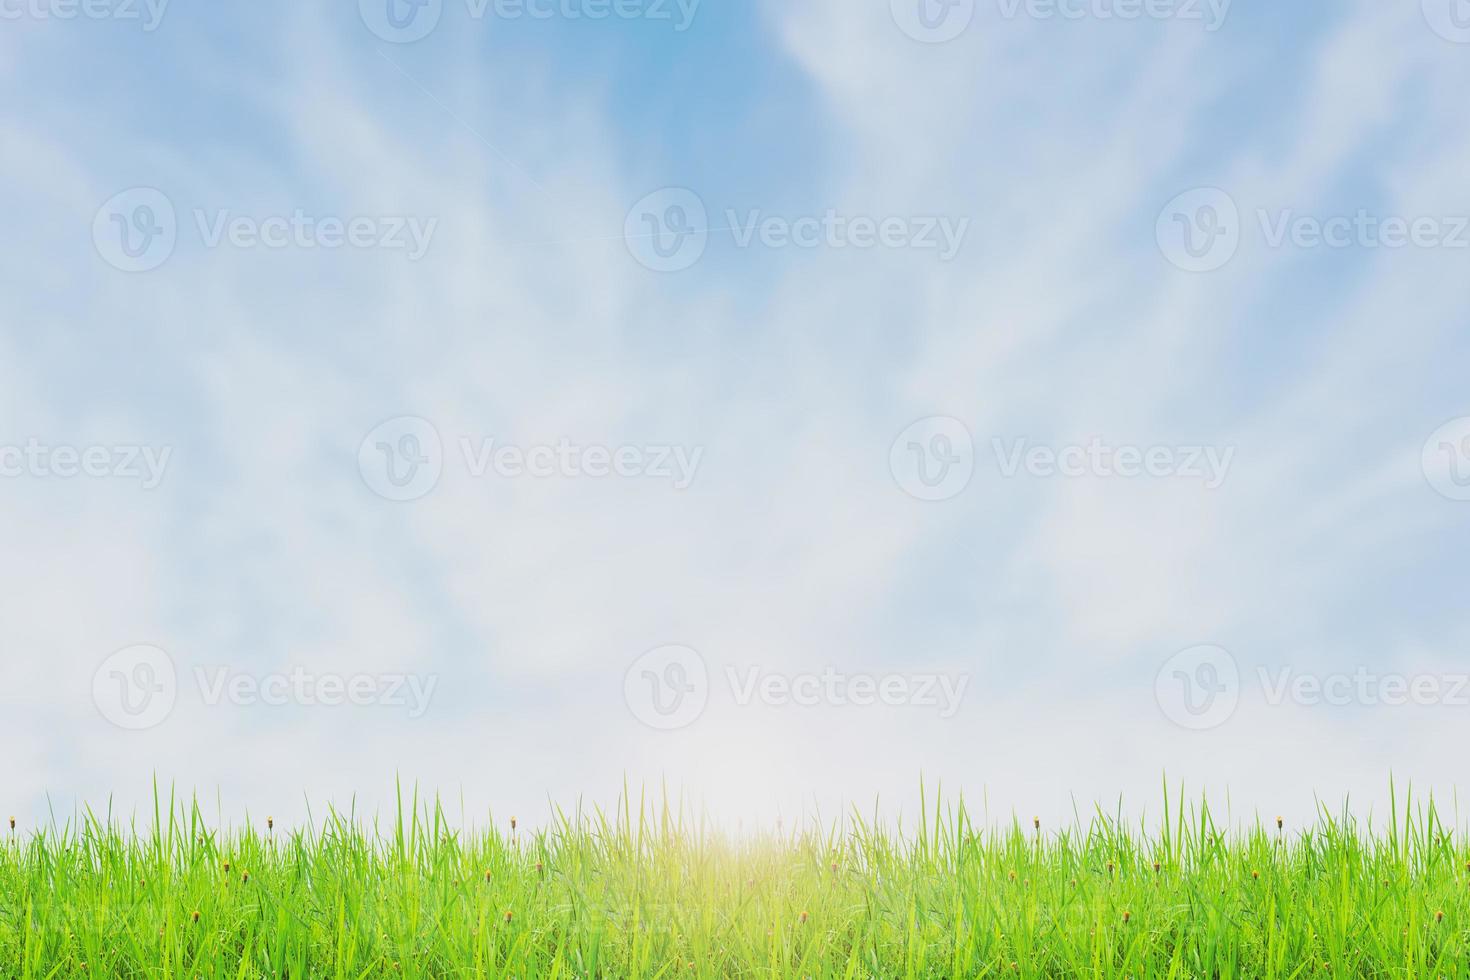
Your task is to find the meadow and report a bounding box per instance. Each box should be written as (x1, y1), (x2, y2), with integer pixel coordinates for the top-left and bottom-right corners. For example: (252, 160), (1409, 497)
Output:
(3, 783), (1469, 978)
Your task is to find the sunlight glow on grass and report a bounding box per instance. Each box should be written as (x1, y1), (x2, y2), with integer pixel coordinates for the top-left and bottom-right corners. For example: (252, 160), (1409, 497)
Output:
(2, 781), (1466, 977)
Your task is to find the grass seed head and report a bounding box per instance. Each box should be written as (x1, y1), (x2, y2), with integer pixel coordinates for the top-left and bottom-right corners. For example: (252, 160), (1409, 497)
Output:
(267, 816), (273, 831)
(1033, 816), (1040, 830)
(1437, 910), (1446, 923)
(1123, 910), (1131, 924)
(1276, 815), (1283, 830)
(191, 911), (200, 924)
(799, 911), (808, 923)
(510, 817), (517, 832)
(1252, 870), (1260, 880)
(504, 910), (513, 923)
(1153, 861), (1161, 873)
(485, 869), (493, 883)
(242, 871), (250, 884)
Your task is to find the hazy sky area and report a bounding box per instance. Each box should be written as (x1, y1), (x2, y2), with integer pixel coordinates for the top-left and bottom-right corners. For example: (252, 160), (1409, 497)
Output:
(3, 0), (1470, 832)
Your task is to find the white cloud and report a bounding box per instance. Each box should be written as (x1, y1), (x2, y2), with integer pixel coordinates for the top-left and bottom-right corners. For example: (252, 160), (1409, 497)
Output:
(1, 0), (1467, 830)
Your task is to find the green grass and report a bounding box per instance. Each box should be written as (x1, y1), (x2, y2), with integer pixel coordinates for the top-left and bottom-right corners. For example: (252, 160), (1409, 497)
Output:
(4, 781), (1470, 978)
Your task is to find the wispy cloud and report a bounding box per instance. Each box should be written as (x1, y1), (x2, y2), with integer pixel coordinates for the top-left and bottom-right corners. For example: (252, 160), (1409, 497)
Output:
(1, 0), (1467, 830)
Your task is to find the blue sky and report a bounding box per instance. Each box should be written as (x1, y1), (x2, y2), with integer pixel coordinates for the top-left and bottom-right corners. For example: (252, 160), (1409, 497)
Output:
(3, 0), (1470, 831)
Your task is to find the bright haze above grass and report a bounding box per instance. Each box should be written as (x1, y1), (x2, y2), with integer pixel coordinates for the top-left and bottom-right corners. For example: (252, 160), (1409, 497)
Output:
(1, 0), (1468, 829)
